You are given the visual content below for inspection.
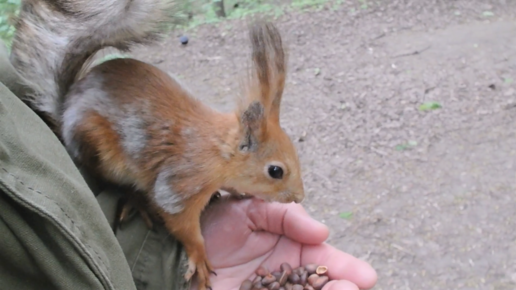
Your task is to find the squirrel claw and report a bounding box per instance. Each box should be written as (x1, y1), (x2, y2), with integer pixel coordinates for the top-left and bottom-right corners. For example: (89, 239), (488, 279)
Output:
(113, 196), (159, 233)
(184, 256), (214, 290)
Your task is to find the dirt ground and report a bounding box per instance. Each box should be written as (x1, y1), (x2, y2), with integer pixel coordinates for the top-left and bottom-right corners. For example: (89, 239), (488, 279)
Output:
(133, 1), (516, 289)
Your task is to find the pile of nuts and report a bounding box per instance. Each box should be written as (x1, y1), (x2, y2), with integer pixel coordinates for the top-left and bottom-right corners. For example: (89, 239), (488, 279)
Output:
(239, 263), (331, 290)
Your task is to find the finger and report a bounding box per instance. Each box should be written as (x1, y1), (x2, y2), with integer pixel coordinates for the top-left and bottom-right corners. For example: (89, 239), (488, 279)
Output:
(260, 236), (302, 271)
(302, 243), (377, 290)
(322, 280), (359, 290)
(246, 198), (330, 245)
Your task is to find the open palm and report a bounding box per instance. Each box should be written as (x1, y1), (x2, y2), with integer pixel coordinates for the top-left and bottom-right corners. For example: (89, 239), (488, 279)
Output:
(191, 197), (377, 290)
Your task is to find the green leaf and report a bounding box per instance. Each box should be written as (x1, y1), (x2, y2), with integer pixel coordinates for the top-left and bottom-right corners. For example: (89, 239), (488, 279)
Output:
(395, 140), (418, 151)
(395, 144), (408, 151)
(418, 102), (442, 111)
(482, 11), (494, 17)
(339, 212), (353, 220)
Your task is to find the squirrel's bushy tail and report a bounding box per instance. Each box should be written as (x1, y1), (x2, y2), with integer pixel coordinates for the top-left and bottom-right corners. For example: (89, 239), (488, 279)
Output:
(9, 0), (188, 132)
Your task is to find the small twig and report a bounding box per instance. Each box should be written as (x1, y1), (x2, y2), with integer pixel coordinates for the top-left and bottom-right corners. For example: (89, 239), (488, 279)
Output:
(392, 45), (432, 58)
(370, 32), (386, 40)
(424, 86), (436, 94)
(505, 102), (516, 110)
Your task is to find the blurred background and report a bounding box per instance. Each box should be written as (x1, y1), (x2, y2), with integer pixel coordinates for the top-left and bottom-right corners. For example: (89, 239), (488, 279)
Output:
(3, 0), (516, 289)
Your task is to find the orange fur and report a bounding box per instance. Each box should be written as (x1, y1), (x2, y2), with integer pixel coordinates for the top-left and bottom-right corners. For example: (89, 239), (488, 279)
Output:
(61, 21), (304, 290)
(75, 111), (144, 186)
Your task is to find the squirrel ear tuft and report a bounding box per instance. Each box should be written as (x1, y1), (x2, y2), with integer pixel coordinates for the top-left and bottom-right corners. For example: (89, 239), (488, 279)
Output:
(247, 20), (287, 125)
(238, 101), (266, 152)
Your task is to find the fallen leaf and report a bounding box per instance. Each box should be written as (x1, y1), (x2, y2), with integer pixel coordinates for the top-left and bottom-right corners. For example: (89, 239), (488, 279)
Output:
(395, 140), (418, 151)
(395, 144), (408, 151)
(339, 212), (353, 220)
(419, 102), (442, 111)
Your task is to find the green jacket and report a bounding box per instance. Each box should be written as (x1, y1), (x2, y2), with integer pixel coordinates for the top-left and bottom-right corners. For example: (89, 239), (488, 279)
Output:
(0, 40), (190, 290)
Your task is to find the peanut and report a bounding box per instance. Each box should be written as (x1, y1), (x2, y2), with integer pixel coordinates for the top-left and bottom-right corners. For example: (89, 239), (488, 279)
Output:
(288, 273), (300, 284)
(262, 274), (277, 286)
(279, 271), (289, 286)
(280, 263), (293, 275)
(315, 266), (328, 276)
(311, 276), (329, 290)
(268, 281), (281, 290)
(304, 264), (318, 275)
(241, 263), (332, 290)
(299, 271), (308, 285)
(272, 271), (283, 281)
(256, 266), (270, 277)
(307, 274), (319, 285)
(240, 279), (253, 290)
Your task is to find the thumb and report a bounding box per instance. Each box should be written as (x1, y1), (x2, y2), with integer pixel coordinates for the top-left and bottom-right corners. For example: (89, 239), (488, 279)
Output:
(323, 280), (359, 290)
(247, 198), (330, 245)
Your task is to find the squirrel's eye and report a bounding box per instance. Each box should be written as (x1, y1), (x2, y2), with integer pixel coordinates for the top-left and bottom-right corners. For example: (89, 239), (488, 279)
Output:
(268, 165), (284, 179)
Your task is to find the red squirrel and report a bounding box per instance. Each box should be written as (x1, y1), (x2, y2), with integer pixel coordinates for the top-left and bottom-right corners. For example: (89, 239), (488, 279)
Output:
(9, 0), (305, 289)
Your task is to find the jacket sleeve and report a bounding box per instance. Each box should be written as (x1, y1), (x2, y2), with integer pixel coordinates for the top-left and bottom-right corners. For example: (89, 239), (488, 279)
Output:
(0, 40), (190, 290)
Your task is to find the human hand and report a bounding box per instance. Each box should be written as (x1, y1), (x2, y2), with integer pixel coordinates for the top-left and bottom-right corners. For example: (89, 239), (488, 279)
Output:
(191, 197), (377, 290)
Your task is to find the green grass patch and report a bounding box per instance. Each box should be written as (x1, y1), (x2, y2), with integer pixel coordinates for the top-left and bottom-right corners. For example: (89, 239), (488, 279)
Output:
(0, 0), (21, 48)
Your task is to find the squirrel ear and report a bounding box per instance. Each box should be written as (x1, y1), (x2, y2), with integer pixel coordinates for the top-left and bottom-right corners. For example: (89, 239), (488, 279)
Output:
(238, 101), (266, 152)
(269, 76), (285, 124)
(247, 21), (287, 125)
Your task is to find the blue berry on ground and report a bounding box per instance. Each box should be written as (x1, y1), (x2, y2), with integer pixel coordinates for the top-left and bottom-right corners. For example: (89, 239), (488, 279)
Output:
(180, 35), (189, 45)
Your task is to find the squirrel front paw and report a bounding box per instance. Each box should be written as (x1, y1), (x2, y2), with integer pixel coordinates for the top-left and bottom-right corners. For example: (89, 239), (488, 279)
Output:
(114, 193), (161, 233)
(184, 254), (216, 290)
